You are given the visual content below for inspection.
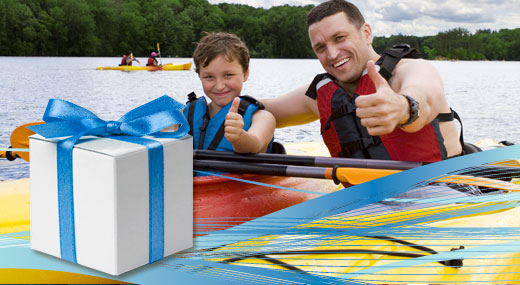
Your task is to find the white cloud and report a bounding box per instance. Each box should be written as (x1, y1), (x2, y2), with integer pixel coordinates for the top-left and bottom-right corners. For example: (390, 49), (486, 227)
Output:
(208, 0), (520, 36)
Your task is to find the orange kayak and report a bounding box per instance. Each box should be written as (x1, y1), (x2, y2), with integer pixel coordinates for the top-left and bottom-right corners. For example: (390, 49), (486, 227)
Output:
(194, 173), (338, 233)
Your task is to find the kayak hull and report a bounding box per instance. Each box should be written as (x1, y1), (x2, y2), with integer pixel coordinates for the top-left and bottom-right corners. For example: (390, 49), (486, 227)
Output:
(194, 174), (338, 233)
(96, 62), (192, 71)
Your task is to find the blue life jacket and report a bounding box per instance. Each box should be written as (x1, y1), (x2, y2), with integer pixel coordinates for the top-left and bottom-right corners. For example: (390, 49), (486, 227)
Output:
(183, 93), (273, 152)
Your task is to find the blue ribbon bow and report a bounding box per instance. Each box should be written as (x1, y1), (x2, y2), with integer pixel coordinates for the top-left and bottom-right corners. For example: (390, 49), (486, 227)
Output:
(29, 95), (189, 264)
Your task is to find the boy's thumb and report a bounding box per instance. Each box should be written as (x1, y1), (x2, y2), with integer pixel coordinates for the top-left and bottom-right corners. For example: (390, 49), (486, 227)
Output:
(229, 97), (240, 114)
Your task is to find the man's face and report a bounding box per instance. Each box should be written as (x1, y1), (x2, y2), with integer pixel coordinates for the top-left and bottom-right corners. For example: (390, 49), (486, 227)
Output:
(309, 12), (372, 85)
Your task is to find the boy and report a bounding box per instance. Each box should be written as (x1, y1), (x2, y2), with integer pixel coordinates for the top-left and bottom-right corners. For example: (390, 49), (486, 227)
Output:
(184, 32), (275, 154)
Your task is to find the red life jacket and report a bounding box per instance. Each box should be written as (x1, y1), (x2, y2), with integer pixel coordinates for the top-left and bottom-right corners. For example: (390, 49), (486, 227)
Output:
(310, 45), (447, 164)
(147, 57), (156, 66)
(121, 55), (127, 65)
(316, 73), (446, 163)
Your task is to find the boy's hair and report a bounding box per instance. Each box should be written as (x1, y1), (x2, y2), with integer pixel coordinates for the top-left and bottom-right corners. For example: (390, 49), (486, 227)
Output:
(193, 32), (250, 74)
(307, 0), (365, 29)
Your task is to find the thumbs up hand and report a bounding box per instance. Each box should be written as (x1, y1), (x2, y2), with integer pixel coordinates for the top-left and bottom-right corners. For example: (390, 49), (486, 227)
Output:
(225, 97), (245, 144)
(355, 60), (410, 136)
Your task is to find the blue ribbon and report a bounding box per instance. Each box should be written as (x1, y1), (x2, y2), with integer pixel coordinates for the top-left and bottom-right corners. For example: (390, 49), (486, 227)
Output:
(29, 95), (189, 264)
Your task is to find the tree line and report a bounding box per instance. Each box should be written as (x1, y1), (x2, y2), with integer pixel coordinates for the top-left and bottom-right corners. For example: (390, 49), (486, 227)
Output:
(1, 0), (519, 60)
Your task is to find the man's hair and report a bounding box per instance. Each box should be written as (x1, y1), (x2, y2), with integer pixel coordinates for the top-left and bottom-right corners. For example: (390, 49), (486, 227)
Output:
(307, 0), (365, 29)
(193, 32), (250, 74)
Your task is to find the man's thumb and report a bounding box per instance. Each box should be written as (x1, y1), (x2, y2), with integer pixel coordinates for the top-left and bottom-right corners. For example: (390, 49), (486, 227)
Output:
(229, 97), (240, 113)
(367, 60), (386, 90)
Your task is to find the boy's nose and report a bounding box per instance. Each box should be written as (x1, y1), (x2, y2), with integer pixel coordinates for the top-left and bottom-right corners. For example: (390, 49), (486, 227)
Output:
(215, 78), (226, 90)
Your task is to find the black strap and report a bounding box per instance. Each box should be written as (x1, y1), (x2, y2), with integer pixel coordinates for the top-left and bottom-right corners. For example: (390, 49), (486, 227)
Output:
(198, 113), (210, 149)
(437, 109), (455, 122)
(186, 99), (197, 136)
(187, 91), (197, 103)
(376, 44), (420, 81)
(321, 101), (357, 134)
(339, 136), (382, 157)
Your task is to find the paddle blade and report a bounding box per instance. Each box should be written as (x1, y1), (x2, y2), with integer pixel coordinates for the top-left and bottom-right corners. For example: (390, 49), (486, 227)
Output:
(10, 122), (44, 162)
(333, 167), (401, 185)
(433, 175), (520, 191)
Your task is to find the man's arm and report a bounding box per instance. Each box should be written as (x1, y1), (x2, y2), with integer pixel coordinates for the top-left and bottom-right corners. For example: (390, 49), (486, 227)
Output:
(261, 84), (320, 128)
(355, 60), (445, 135)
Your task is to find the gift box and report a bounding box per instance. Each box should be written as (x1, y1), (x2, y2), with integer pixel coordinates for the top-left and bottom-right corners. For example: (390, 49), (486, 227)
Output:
(28, 96), (193, 275)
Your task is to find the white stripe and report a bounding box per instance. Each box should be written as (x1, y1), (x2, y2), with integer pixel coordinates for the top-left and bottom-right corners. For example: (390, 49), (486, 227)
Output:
(362, 64), (380, 76)
(316, 77), (332, 90)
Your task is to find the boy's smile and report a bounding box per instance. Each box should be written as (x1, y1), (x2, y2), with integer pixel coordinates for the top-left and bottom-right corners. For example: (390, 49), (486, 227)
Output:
(199, 54), (249, 116)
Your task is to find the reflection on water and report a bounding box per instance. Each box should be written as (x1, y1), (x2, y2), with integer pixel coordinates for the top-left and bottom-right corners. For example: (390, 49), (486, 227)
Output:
(1, 57), (519, 180)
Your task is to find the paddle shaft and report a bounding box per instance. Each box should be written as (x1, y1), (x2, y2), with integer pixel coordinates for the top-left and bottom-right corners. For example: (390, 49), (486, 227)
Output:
(194, 160), (520, 191)
(194, 159), (333, 179)
(194, 149), (423, 170)
(157, 43), (162, 65)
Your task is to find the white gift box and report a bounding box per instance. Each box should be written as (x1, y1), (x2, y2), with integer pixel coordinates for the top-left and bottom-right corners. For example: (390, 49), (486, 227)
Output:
(30, 134), (193, 275)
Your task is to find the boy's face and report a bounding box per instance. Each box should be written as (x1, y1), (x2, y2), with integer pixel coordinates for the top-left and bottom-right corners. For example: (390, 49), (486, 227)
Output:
(199, 54), (249, 108)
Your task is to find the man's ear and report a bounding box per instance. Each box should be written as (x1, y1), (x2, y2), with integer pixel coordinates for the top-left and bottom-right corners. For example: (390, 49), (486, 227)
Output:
(361, 23), (373, 45)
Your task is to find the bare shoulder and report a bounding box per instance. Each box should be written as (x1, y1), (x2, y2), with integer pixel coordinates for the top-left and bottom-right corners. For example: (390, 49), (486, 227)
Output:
(390, 58), (442, 89)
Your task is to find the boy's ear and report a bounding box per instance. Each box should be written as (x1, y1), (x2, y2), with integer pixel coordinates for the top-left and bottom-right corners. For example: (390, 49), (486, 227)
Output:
(243, 68), (250, 82)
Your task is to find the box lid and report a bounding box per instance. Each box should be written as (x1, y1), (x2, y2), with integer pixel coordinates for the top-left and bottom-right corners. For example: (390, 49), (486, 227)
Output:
(30, 134), (191, 157)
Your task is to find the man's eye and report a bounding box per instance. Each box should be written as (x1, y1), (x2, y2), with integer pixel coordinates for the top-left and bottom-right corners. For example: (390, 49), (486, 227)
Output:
(315, 46), (325, 53)
(336, 35), (345, 41)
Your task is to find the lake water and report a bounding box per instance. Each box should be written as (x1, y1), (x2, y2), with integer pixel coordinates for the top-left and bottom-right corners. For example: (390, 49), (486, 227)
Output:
(1, 57), (519, 180)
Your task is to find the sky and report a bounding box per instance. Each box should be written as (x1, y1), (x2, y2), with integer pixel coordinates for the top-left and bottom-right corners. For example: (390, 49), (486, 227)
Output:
(207, 0), (520, 37)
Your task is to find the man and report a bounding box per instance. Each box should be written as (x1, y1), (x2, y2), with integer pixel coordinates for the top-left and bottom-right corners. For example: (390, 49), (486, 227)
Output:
(263, 0), (462, 162)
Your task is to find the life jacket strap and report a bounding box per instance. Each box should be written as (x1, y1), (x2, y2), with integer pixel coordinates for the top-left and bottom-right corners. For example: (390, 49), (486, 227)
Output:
(339, 136), (382, 157)
(437, 109), (454, 122)
(321, 101), (357, 133)
(376, 44), (420, 81)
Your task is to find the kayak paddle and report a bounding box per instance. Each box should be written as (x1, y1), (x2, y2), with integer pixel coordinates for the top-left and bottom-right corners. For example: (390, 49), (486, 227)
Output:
(195, 149), (423, 170)
(0, 122), (43, 162)
(157, 42), (162, 65)
(193, 159), (520, 191)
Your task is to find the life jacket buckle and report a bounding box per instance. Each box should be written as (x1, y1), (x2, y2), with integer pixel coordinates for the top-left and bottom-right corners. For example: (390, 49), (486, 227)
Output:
(340, 102), (357, 114)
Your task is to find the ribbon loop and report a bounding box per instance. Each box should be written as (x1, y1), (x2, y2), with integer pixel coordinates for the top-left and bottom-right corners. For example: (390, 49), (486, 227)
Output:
(106, 121), (123, 135)
(29, 95), (189, 140)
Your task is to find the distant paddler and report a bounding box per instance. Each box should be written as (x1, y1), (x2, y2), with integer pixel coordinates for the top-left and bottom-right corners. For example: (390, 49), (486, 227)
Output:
(119, 50), (140, 66)
(147, 51), (160, 66)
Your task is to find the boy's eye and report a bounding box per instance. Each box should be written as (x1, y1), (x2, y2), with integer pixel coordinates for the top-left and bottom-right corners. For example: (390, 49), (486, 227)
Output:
(224, 73), (234, 78)
(203, 75), (213, 79)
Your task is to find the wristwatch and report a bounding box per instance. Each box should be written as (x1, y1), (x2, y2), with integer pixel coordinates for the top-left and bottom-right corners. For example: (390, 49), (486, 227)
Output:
(398, 94), (419, 128)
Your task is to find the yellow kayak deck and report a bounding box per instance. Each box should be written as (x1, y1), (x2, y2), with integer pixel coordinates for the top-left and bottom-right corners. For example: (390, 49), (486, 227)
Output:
(96, 62), (192, 71)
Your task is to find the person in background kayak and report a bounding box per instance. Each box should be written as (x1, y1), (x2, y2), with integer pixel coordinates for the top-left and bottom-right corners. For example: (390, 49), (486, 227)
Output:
(262, 0), (463, 162)
(147, 51), (159, 66)
(120, 51), (140, 66)
(183, 32), (275, 154)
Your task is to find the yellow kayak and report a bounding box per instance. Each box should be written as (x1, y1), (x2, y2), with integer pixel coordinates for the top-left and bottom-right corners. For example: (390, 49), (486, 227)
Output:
(96, 62), (192, 71)
(1, 141), (519, 283)
(204, 201), (520, 283)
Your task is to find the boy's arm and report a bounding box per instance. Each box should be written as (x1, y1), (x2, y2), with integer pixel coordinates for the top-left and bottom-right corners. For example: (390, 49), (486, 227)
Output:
(225, 98), (276, 153)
